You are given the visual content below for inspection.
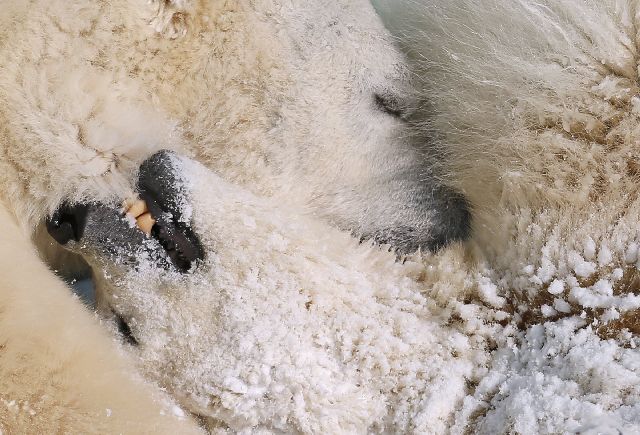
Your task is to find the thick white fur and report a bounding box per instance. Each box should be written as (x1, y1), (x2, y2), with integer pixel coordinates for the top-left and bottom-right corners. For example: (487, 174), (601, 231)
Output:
(373, 0), (640, 432)
(373, 0), (640, 316)
(106, 0), (640, 432)
(376, 0), (640, 252)
(92, 156), (494, 433)
(0, 0), (433, 432)
(0, 0), (423, 237)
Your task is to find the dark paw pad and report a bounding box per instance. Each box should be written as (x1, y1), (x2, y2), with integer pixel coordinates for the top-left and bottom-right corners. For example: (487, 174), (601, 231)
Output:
(46, 203), (90, 245)
(138, 150), (205, 273)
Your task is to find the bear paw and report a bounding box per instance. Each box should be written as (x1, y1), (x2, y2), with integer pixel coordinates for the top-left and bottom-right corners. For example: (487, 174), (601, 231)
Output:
(46, 151), (204, 274)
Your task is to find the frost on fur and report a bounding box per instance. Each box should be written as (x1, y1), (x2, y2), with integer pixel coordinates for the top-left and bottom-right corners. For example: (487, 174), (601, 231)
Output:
(6, 0), (640, 433)
(84, 155), (496, 434)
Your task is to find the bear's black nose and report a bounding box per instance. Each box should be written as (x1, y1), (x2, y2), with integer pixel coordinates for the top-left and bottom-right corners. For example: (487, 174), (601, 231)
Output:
(46, 203), (89, 245)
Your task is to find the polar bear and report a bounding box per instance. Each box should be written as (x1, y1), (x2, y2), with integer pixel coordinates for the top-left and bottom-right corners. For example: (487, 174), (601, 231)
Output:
(6, 0), (640, 433)
(373, 0), (640, 432)
(0, 0), (469, 251)
(36, 0), (640, 433)
(0, 0), (470, 433)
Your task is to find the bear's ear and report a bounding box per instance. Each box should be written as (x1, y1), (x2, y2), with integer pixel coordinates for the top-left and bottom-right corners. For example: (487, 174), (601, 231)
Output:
(148, 0), (196, 39)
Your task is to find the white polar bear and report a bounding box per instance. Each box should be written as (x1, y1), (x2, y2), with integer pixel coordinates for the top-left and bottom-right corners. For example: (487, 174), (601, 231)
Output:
(375, 0), (640, 432)
(62, 0), (640, 432)
(0, 0), (470, 433)
(4, 0), (640, 433)
(0, 0), (468, 250)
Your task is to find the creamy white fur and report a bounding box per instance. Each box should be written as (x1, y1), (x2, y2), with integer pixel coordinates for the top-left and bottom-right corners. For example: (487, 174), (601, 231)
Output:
(373, 0), (640, 320)
(0, 0), (442, 432)
(376, 0), (640, 250)
(374, 0), (640, 432)
(0, 0), (428, 239)
(90, 156), (493, 433)
(4, 0), (640, 433)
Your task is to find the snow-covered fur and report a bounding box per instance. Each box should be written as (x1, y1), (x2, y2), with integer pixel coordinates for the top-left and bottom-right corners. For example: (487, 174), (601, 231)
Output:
(4, 0), (640, 433)
(0, 0), (467, 432)
(88, 1), (640, 432)
(374, 0), (640, 432)
(74, 154), (493, 433)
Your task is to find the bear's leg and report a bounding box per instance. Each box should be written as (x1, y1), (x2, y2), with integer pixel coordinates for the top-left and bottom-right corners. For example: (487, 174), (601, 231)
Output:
(0, 203), (205, 434)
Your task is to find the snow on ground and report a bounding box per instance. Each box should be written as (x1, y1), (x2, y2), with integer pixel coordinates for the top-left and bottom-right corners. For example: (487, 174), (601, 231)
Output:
(454, 318), (640, 434)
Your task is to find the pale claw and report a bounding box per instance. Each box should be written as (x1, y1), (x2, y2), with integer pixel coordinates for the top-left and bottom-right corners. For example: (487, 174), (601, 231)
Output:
(136, 212), (156, 236)
(124, 199), (148, 218)
(123, 198), (155, 235)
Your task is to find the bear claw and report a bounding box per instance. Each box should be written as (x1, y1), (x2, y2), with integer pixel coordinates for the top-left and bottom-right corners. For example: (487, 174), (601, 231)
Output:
(46, 203), (89, 245)
(123, 198), (156, 235)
